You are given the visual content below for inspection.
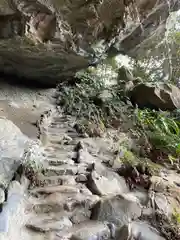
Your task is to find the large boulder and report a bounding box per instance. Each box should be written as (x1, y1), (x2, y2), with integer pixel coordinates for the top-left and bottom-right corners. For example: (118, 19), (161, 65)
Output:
(0, 117), (44, 192)
(129, 83), (180, 110)
(118, 221), (165, 240)
(149, 173), (180, 218)
(87, 170), (129, 196)
(91, 195), (142, 227)
(0, 118), (28, 189)
(0, 0), (179, 86)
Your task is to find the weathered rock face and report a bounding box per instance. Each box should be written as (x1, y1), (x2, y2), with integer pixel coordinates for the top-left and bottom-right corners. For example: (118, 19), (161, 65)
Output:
(91, 195), (142, 227)
(0, 118), (28, 189)
(129, 83), (180, 111)
(149, 173), (180, 218)
(119, 220), (165, 240)
(0, 116), (44, 210)
(0, 0), (179, 85)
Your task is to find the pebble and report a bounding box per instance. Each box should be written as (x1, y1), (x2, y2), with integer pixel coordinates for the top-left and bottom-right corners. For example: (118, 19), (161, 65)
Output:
(76, 174), (87, 183)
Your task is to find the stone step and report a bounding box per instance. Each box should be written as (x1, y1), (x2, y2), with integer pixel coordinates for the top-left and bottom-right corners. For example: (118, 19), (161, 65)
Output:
(44, 165), (79, 176)
(48, 124), (66, 131)
(65, 132), (80, 139)
(31, 189), (99, 214)
(49, 133), (72, 139)
(52, 116), (71, 122)
(35, 175), (77, 187)
(52, 221), (111, 240)
(49, 123), (70, 130)
(45, 144), (74, 152)
(30, 185), (80, 195)
(46, 151), (75, 159)
(26, 215), (72, 232)
(48, 159), (75, 166)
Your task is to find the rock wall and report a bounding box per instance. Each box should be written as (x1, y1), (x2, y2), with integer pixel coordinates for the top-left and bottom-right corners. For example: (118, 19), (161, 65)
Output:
(0, 0), (179, 85)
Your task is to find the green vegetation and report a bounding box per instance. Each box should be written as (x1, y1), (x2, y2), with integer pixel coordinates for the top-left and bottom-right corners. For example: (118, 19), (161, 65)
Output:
(57, 67), (125, 126)
(136, 108), (180, 165)
(117, 146), (160, 176)
(173, 208), (180, 225)
(117, 146), (138, 165)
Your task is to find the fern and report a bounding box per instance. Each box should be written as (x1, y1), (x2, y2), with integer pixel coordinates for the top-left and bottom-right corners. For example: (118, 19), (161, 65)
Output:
(136, 109), (180, 158)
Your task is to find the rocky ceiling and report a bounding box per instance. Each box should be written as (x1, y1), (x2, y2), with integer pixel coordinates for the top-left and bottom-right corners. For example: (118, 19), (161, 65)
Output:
(0, 0), (179, 86)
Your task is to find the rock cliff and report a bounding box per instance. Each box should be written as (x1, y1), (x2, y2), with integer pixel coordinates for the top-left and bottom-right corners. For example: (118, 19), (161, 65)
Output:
(0, 0), (179, 85)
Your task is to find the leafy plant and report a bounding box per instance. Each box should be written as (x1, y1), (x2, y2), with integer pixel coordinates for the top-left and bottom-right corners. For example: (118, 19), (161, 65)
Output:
(173, 209), (180, 225)
(136, 109), (180, 162)
(56, 66), (126, 127)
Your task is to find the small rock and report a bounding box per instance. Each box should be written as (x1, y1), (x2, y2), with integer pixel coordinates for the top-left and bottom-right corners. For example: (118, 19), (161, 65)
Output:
(130, 188), (149, 205)
(86, 163), (95, 172)
(63, 134), (73, 144)
(118, 66), (134, 82)
(150, 176), (169, 192)
(76, 174), (87, 183)
(110, 156), (123, 170)
(141, 207), (154, 217)
(124, 80), (134, 92)
(78, 149), (96, 164)
(70, 208), (91, 224)
(70, 221), (111, 240)
(91, 195), (142, 227)
(78, 164), (88, 175)
(0, 188), (5, 204)
(78, 185), (93, 195)
(87, 171), (128, 196)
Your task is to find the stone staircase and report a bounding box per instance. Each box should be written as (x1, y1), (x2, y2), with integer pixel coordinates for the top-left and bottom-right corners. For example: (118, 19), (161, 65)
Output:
(24, 109), (128, 240)
(0, 107), (167, 240)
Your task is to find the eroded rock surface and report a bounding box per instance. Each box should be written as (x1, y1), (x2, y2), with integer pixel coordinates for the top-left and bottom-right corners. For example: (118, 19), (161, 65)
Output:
(0, 0), (179, 85)
(88, 170), (128, 196)
(0, 118), (28, 189)
(149, 173), (180, 218)
(119, 220), (165, 240)
(91, 195), (142, 227)
(129, 83), (180, 110)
